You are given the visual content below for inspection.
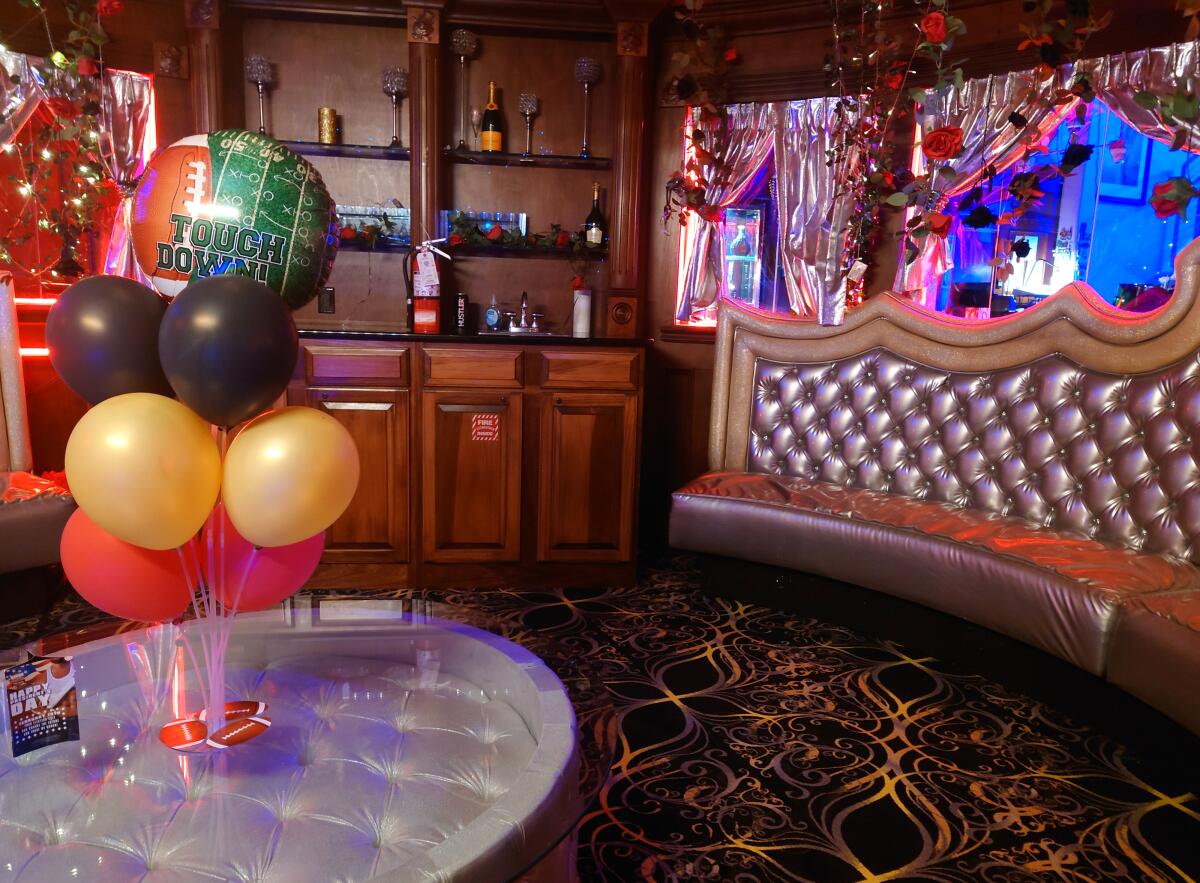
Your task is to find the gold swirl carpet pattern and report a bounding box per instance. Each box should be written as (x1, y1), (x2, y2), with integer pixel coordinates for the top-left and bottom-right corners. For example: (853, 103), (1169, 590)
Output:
(1, 556), (1197, 882)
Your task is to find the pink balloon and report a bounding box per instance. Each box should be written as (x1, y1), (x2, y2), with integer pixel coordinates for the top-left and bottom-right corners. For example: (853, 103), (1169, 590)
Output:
(202, 505), (325, 612)
(61, 509), (196, 622)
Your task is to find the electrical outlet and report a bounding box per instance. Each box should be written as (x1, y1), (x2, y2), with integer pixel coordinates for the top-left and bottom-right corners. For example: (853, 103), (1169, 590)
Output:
(318, 286), (335, 313)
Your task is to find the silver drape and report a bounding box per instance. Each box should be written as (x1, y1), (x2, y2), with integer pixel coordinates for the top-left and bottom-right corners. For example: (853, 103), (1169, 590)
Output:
(774, 98), (853, 321)
(1081, 40), (1200, 154)
(897, 67), (1075, 303)
(100, 70), (154, 283)
(676, 103), (775, 323)
(0, 50), (46, 147)
(0, 50), (153, 283)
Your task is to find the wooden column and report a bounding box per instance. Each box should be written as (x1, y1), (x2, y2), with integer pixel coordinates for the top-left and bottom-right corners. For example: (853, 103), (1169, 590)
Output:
(185, 0), (222, 132)
(407, 3), (444, 246)
(604, 18), (652, 338)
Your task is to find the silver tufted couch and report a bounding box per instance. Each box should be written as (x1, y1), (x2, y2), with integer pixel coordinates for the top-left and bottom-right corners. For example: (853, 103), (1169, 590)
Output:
(670, 242), (1200, 736)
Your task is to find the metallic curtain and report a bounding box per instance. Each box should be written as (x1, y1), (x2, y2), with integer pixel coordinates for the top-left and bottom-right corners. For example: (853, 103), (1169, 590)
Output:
(0, 50), (153, 282)
(676, 103), (775, 324)
(100, 69), (154, 283)
(1082, 40), (1200, 154)
(773, 97), (853, 322)
(0, 50), (46, 146)
(897, 67), (1075, 305)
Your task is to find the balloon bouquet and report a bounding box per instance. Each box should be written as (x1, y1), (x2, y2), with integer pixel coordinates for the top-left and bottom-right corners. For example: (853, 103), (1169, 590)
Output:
(45, 130), (349, 751)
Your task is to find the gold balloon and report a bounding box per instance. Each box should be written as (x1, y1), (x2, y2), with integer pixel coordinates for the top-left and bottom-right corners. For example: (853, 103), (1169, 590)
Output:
(65, 393), (221, 550)
(222, 407), (360, 548)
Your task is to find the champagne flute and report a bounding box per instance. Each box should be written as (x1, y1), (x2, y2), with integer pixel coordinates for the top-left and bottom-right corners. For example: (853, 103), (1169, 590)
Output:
(470, 106), (482, 151)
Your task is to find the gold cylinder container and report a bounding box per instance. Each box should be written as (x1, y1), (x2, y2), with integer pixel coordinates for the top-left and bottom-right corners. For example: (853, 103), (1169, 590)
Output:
(318, 107), (338, 144)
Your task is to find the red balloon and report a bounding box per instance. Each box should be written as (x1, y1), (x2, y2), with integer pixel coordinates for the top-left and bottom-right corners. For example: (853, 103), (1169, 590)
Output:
(202, 505), (324, 612)
(61, 509), (196, 621)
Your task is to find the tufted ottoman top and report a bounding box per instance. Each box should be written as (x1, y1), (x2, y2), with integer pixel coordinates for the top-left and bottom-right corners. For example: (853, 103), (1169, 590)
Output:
(0, 604), (579, 882)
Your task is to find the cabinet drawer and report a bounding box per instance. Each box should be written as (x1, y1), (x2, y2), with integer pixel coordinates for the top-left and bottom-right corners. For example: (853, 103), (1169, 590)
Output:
(539, 350), (641, 390)
(423, 347), (523, 388)
(305, 345), (410, 387)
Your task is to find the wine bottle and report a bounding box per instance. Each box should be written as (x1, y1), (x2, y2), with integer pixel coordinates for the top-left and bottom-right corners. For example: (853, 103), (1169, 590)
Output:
(583, 182), (606, 247)
(481, 81), (503, 153)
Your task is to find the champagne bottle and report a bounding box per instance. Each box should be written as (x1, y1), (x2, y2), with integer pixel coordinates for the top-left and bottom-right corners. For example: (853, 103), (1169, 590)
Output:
(583, 182), (606, 247)
(481, 81), (503, 153)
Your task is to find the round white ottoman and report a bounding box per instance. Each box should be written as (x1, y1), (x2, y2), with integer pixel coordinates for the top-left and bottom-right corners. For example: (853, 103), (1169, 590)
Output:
(0, 600), (580, 882)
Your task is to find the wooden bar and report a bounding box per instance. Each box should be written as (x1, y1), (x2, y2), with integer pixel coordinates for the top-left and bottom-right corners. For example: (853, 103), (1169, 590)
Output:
(292, 336), (643, 588)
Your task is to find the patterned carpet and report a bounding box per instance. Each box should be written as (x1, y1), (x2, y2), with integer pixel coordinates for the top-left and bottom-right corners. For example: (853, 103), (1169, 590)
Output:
(2, 555), (1198, 882)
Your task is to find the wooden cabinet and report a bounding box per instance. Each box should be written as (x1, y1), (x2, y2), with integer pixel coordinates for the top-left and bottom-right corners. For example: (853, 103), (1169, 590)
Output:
(538, 392), (638, 562)
(305, 386), (410, 564)
(296, 338), (642, 588)
(421, 389), (523, 563)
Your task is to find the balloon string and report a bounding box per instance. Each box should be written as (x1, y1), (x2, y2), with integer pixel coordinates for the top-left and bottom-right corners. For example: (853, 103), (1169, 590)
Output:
(174, 543), (210, 715)
(205, 426), (231, 733)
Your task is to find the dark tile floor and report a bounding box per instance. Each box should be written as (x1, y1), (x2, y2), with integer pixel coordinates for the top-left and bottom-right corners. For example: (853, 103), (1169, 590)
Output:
(2, 556), (1198, 882)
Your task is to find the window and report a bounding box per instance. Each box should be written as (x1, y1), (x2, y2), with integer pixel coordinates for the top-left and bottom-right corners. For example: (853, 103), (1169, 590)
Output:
(926, 103), (1196, 317)
(673, 137), (791, 327)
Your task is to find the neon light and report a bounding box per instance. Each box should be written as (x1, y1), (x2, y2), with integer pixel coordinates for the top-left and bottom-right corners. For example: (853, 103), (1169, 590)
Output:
(19, 347), (49, 357)
(14, 297), (57, 306)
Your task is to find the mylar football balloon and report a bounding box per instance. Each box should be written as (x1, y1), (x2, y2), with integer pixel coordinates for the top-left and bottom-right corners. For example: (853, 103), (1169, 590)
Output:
(131, 130), (337, 308)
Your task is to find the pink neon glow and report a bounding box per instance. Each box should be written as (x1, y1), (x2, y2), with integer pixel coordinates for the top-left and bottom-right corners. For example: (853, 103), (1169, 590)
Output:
(674, 109), (717, 328)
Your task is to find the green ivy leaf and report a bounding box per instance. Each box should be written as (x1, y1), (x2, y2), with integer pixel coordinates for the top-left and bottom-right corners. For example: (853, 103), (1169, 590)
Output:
(1133, 91), (1160, 110)
(885, 191), (911, 207)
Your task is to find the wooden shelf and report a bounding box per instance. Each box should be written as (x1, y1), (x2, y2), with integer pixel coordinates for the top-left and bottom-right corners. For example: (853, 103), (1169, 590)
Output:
(448, 245), (608, 261)
(284, 140), (411, 161)
(338, 238), (410, 252)
(444, 147), (611, 170)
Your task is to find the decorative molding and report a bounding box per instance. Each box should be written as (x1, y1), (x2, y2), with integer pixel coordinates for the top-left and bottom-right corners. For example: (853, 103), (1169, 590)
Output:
(185, 0), (220, 28)
(617, 21), (648, 57)
(448, 0), (614, 33)
(407, 6), (440, 43)
(154, 42), (189, 79)
(227, 0), (407, 22)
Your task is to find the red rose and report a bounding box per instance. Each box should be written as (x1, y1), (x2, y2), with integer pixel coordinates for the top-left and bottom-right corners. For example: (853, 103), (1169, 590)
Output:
(76, 56), (98, 77)
(882, 72), (903, 90)
(96, 0), (124, 15)
(555, 229), (570, 249)
(1150, 179), (1195, 219)
(46, 97), (80, 120)
(927, 213), (953, 238)
(921, 125), (964, 161)
(723, 47), (739, 63)
(448, 232), (465, 246)
(486, 224), (504, 241)
(920, 11), (947, 44)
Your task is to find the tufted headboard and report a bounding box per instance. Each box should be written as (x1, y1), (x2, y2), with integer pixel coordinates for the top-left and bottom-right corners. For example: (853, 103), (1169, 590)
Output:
(708, 239), (1200, 562)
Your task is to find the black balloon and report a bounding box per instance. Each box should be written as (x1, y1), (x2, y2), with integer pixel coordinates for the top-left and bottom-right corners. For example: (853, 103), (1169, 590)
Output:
(159, 275), (299, 428)
(46, 275), (173, 404)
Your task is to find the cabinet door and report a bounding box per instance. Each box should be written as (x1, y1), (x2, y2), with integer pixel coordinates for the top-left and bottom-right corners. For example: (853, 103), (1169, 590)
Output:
(421, 390), (522, 562)
(538, 392), (638, 562)
(307, 387), (409, 563)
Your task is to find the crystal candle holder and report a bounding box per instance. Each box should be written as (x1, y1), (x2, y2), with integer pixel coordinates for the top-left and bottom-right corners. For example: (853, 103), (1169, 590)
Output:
(518, 92), (538, 157)
(382, 66), (408, 149)
(451, 29), (479, 150)
(574, 57), (601, 158)
(244, 54), (274, 136)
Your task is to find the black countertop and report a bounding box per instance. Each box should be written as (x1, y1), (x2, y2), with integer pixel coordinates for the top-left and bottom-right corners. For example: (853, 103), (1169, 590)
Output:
(298, 329), (644, 347)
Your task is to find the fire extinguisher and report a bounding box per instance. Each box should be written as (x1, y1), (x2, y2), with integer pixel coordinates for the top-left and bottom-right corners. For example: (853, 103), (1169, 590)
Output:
(402, 237), (451, 334)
